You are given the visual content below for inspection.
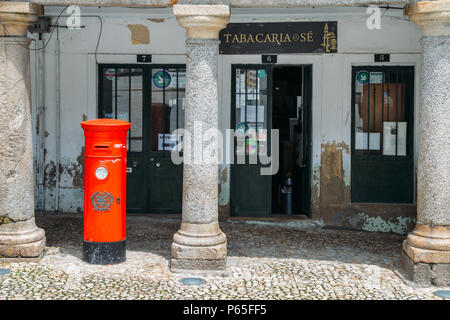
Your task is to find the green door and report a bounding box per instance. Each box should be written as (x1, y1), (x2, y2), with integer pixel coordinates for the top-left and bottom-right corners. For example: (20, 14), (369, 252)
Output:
(231, 66), (272, 217)
(99, 65), (185, 213)
(351, 66), (414, 203)
(147, 67), (185, 213)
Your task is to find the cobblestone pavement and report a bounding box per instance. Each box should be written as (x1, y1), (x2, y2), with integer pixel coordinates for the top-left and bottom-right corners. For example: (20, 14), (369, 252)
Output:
(0, 214), (447, 300)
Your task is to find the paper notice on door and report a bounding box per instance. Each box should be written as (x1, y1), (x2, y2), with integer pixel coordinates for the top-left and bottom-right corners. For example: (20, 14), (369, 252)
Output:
(240, 105), (265, 123)
(158, 134), (182, 151)
(383, 122), (407, 156)
(355, 132), (380, 150)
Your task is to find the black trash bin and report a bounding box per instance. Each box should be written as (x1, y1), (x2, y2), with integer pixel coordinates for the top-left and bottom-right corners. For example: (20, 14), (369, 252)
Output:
(281, 176), (293, 215)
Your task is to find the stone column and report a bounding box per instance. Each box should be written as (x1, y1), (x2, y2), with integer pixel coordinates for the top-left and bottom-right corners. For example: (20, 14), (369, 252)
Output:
(402, 1), (450, 286)
(0, 2), (45, 259)
(171, 5), (230, 271)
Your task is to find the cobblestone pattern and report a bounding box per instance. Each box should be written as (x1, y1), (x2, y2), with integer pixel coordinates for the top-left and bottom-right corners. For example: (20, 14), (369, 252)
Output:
(0, 214), (447, 300)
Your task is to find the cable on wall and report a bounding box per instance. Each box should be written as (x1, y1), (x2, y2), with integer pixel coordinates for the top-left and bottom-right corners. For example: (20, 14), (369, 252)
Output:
(0, 7), (104, 63)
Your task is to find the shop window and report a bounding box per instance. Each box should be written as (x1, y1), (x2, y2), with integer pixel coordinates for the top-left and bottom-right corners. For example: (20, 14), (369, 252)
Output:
(235, 68), (268, 157)
(150, 68), (185, 152)
(353, 69), (409, 157)
(100, 67), (143, 152)
(99, 66), (186, 154)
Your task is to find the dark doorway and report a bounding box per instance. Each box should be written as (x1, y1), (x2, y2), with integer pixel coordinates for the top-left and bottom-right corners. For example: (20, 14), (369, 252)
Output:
(231, 65), (312, 217)
(271, 66), (312, 216)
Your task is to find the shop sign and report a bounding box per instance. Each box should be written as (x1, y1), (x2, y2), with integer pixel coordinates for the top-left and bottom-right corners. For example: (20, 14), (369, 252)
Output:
(375, 54), (390, 62)
(236, 122), (250, 134)
(356, 71), (384, 84)
(219, 21), (337, 54)
(105, 68), (116, 81)
(153, 70), (172, 89)
(258, 69), (267, 78)
(137, 54), (152, 63)
(356, 70), (369, 84)
(245, 137), (258, 155)
(262, 55), (277, 63)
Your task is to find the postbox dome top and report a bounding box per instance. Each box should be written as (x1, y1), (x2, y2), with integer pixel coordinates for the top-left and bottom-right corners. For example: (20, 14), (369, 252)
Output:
(81, 119), (131, 131)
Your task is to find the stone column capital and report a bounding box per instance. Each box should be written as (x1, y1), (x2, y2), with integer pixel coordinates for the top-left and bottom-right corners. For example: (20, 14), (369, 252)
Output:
(173, 4), (230, 39)
(405, 0), (450, 36)
(0, 1), (39, 37)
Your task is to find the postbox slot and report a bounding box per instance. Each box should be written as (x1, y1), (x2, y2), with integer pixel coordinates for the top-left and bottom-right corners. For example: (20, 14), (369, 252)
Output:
(93, 144), (110, 151)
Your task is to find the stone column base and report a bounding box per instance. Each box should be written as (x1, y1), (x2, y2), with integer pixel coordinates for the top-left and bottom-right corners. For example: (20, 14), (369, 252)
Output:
(171, 258), (227, 272)
(401, 224), (450, 286)
(170, 222), (227, 271)
(0, 218), (46, 259)
(401, 251), (450, 287)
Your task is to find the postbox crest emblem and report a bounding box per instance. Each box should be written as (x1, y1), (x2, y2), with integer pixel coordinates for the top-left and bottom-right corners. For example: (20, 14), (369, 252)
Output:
(91, 191), (114, 212)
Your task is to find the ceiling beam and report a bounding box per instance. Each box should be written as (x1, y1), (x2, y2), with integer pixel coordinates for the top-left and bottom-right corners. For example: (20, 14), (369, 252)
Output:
(32, 0), (409, 9)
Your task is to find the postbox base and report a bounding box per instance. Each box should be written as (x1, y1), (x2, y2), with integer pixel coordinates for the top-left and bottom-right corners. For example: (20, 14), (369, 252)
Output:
(82, 239), (126, 265)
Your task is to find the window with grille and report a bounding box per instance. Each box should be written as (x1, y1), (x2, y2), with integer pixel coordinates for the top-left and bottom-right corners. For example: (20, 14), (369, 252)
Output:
(351, 66), (414, 203)
(100, 67), (144, 152)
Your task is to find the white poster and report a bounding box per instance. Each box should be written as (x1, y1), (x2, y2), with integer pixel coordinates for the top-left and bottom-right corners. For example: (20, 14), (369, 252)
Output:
(355, 132), (380, 150)
(383, 122), (407, 156)
(166, 71), (186, 89)
(370, 72), (384, 84)
(240, 105), (265, 123)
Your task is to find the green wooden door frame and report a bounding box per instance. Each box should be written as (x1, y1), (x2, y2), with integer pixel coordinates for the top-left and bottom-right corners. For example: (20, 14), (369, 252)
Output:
(230, 65), (273, 217)
(350, 65), (415, 203)
(98, 64), (185, 213)
(147, 65), (185, 213)
(299, 66), (313, 216)
(230, 64), (313, 217)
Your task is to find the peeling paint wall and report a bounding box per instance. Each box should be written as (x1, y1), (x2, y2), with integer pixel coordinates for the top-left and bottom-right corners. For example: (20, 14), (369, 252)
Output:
(319, 141), (350, 206)
(314, 138), (417, 234)
(30, 7), (187, 213)
(308, 52), (419, 234)
(127, 24), (150, 44)
(357, 214), (415, 234)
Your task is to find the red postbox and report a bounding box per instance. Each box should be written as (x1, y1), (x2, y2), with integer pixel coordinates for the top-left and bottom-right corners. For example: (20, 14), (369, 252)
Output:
(81, 119), (131, 264)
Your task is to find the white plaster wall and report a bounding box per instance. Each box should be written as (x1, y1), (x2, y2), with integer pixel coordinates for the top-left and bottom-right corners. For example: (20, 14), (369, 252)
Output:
(30, 6), (423, 213)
